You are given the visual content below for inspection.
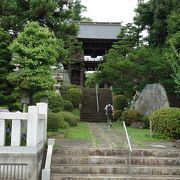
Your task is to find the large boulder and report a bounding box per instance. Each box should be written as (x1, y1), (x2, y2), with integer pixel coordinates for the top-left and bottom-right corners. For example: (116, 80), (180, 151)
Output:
(134, 83), (169, 115)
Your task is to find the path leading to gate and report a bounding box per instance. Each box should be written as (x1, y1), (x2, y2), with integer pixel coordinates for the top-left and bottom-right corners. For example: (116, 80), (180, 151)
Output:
(88, 123), (139, 149)
(55, 123), (175, 150)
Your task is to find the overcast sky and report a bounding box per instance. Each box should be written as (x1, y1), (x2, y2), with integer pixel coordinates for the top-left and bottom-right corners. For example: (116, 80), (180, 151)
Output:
(81, 0), (138, 24)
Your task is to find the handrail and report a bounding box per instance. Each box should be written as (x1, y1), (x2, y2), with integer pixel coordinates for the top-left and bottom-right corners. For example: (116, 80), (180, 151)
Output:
(42, 139), (55, 180)
(122, 121), (132, 174)
(123, 121), (132, 152)
(95, 83), (99, 111)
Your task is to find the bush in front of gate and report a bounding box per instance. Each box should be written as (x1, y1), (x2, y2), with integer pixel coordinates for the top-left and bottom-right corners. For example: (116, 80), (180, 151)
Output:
(60, 111), (79, 127)
(48, 111), (80, 131)
(113, 110), (122, 121)
(121, 109), (141, 126)
(67, 87), (82, 108)
(48, 112), (69, 131)
(149, 107), (180, 139)
(113, 95), (128, 110)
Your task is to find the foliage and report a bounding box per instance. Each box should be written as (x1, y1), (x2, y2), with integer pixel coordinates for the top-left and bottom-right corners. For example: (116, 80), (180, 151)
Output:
(113, 95), (128, 110)
(112, 23), (140, 56)
(67, 87), (82, 108)
(71, 108), (80, 116)
(99, 45), (174, 95)
(121, 109), (141, 126)
(0, 28), (19, 110)
(0, 0), (88, 107)
(149, 107), (180, 139)
(134, 0), (178, 46)
(113, 121), (169, 143)
(60, 111), (79, 127)
(63, 100), (74, 111)
(113, 110), (122, 121)
(85, 72), (99, 88)
(48, 93), (64, 113)
(48, 112), (69, 131)
(0, 0), (86, 37)
(8, 21), (63, 104)
(71, 0), (87, 21)
(141, 115), (150, 128)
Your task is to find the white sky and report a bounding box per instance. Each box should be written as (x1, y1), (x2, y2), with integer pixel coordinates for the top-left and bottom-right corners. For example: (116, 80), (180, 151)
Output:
(81, 0), (138, 24)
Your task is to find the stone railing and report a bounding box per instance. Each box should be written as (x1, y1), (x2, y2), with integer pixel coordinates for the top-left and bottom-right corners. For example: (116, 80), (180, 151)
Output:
(0, 103), (48, 180)
(42, 139), (55, 180)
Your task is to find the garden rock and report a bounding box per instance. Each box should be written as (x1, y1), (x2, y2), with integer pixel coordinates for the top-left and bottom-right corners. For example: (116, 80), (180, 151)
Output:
(134, 83), (169, 115)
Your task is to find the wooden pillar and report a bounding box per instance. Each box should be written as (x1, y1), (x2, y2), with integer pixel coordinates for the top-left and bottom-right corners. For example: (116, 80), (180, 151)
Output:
(80, 65), (84, 87)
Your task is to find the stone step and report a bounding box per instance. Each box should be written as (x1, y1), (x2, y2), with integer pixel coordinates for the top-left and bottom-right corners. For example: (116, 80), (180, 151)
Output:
(80, 119), (106, 122)
(51, 174), (180, 180)
(51, 164), (180, 175)
(81, 88), (112, 121)
(53, 148), (180, 157)
(51, 156), (180, 166)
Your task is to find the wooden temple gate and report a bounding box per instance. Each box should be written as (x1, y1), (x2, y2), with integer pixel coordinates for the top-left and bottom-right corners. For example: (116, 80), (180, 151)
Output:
(66, 22), (122, 86)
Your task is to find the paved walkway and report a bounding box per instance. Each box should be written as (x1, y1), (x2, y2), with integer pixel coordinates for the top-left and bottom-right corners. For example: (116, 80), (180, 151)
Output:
(55, 122), (176, 150)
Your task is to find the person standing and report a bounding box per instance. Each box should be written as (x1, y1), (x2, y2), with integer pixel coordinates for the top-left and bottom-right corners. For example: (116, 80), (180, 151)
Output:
(105, 103), (114, 127)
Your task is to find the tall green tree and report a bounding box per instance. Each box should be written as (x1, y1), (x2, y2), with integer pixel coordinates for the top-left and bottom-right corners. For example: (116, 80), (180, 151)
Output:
(8, 21), (64, 104)
(0, 28), (19, 110)
(134, 0), (178, 46)
(0, 0), (84, 36)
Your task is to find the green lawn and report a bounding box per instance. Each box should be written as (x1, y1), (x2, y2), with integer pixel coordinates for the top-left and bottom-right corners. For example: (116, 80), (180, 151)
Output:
(48, 122), (92, 140)
(113, 121), (169, 143)
(63, 122), (91, 140)
(48, 121), (169, 145)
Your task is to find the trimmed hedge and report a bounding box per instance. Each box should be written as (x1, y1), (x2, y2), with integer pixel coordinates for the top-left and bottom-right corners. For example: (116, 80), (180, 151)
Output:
(63, 100), (74, 111)
(113, 110), (122, 121)
(48, 93), (63, 113)
(149, 107), (180, 139)
(67, 88), (82, 108)
(113, 95), (128, 110)
(121, 109), (141, 126)
(60, 111), (80, 127)
(48, 112), (69, 131)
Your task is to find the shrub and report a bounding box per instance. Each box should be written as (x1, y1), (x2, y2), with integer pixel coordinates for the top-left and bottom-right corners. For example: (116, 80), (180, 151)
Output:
(48, 93), (63, 112)
(149, 107), (180, 139)
(67, 88), (82, 108)
(113, 95), (128, 110)
(48, 112), (68, 131)
(121, 109), (141, 126)
(68, 84), (79, 89)
(60, 111), (79, 127)
(113, 110), (122, 121)
(142, 115), (150, 128)
(63, 100), (74, 111)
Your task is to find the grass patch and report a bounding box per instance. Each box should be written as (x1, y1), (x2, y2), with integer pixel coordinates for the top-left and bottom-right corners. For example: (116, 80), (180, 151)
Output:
(113, 121), (169, 143)
(47, 130), (64, 139)
(63, 122), (91, 140)
(48, 122), (91, 140)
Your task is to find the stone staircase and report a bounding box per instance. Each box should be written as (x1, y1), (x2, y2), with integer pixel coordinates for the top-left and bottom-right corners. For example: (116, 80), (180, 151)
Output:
(80, 88), (113, 122)
(50, 147), (180, 180)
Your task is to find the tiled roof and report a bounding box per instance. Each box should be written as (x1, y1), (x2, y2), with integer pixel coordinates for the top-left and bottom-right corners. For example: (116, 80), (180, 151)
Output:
(77, 22), (122, 40)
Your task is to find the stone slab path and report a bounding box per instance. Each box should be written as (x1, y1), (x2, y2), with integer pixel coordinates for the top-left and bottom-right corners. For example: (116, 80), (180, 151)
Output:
(55, 122), (177, 150)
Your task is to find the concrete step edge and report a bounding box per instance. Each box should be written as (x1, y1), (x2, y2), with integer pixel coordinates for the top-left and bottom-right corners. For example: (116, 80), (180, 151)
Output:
(51, 174), (180, 179)
(51, 164), (180, 169)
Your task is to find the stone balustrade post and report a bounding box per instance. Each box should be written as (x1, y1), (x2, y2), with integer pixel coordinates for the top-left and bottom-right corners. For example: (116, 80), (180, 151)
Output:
(37, 103), (48, 143)
(26, 106), (39, 146)
(11, 119), (21, 146)
(0, 119), (5, 146)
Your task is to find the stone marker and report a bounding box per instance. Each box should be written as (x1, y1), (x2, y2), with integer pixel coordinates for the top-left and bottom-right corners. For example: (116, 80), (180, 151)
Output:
(134, 83), (169, 115)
